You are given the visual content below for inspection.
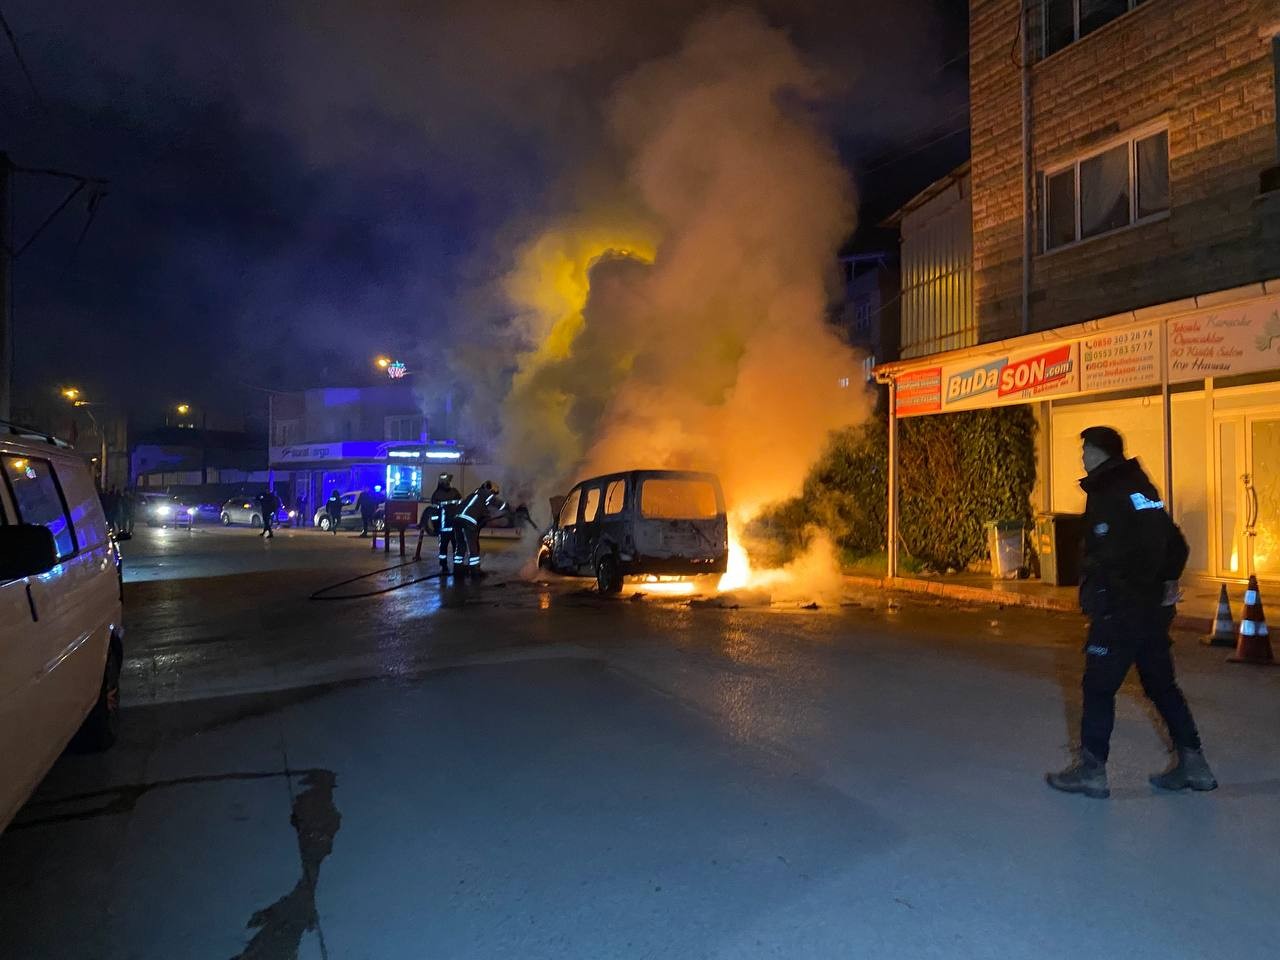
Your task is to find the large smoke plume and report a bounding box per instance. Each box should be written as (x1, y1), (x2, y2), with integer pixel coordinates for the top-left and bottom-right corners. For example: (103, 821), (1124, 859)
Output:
(499, 8), (873, 528)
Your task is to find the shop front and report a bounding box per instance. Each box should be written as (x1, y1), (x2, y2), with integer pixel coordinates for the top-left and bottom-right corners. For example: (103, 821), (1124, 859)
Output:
(270, 440), (466, 524)
(875, 283), (1280, 582)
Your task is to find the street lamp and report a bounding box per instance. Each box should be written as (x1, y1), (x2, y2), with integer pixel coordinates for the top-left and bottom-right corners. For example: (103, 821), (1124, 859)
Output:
(60, 388), (108, 488)
(174, 402), (207, 482)
(375, 356), (391, 369)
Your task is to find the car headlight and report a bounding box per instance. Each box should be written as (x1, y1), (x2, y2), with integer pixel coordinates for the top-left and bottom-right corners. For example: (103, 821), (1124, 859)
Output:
(156, 505), (171, 517)
(288, 510), (297, 518)
(186, 507), (197, 516)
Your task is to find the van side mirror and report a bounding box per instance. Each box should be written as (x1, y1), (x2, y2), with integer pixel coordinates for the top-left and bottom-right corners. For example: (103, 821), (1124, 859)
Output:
(0, 524), (59, 580)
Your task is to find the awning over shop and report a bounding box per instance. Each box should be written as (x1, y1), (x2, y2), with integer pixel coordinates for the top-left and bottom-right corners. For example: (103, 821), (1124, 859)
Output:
(874, 282), (1280, 417)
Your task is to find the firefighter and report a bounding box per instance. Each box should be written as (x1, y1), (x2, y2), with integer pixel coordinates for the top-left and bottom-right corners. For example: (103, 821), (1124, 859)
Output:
(454, 480), (511, 578)
(429, 472), (462, 573)
(1046, 426), (1216, 799)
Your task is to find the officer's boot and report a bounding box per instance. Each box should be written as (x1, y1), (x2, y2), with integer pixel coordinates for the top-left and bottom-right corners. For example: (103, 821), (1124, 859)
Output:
(1046, 749), (1110, 799)
(1149, 747), (1218, 792)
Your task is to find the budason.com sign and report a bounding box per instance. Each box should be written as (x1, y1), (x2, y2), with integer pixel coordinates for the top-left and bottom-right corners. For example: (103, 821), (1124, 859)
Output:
(890, 292), (1280, 418)
(895, 343), (1079, 417)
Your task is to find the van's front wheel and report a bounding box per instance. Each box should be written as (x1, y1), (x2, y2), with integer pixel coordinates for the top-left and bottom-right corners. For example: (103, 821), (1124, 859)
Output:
(72, 638), (121, 752)
(595, 554), (622, 595)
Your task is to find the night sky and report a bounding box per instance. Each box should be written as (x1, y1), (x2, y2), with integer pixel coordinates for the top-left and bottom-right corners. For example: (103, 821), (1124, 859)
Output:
(1, 1), (968, 429)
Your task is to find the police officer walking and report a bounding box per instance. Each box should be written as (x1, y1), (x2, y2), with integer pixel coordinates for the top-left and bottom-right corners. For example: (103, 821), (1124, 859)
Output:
(325, 489), (343, 535)
(1047, 426), (1216, 799)
(357, 490), (376, 538)
(454, 480), (510, 578)
(258, 488), (278, 539)
(429, 472), (462, 573)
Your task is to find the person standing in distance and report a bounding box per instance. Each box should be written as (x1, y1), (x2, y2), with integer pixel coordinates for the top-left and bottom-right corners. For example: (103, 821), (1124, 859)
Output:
(1047, 426), (1216, 799)
(325, 489), (343, 536)
(357, 489), (375, 538)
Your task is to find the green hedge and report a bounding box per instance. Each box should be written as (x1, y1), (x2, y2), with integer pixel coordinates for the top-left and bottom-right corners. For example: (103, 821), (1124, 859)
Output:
(748, 404), (1037, 573)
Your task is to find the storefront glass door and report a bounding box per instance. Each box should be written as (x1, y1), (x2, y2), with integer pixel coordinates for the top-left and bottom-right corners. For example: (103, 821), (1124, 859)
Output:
(1248, 418), (1280, 578)
(1216, 414), (1280, 578)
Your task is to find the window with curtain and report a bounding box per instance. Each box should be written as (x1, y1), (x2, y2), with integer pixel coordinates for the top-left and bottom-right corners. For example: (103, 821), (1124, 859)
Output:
(1040, 128), (1168, 251)
(1080, 143), (1130, 238)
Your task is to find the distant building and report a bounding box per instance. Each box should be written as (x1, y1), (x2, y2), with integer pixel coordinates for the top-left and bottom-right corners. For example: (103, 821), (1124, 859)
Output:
(837, 250), (900, 377)
(269, 383), (466, 515)
(131, 427), (267, 489)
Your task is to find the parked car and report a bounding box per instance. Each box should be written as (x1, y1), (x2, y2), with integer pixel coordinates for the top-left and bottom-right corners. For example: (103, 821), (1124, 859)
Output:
(219, 494), (296, 528)
(138, 491), (197, 528)
(312, 491), (385, 532)
(538, 470), (728, 593)
(1, 425), (123, 832)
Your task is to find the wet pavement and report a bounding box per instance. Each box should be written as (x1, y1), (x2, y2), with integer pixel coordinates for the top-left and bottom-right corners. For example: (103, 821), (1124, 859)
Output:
(2, 525), (1278, 958)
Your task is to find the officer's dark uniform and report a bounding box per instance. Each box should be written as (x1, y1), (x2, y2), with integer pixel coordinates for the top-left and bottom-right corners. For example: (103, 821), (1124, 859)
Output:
(258, 490), (278, 538)
(325, 492), (343, 535)
(1077, 455), (1200, 764)
(429, 476), (462, 572)
(358, 491), (375, 537)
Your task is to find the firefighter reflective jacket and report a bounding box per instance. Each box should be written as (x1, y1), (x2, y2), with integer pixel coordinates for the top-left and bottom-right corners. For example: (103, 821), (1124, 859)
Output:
(1079, 456), (1189, 618)
(429, 482), (462, 529)
(457, 486), (508, 527)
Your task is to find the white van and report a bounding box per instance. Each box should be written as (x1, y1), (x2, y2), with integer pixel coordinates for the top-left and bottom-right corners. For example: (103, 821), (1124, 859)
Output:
(1, 424), (124, 833)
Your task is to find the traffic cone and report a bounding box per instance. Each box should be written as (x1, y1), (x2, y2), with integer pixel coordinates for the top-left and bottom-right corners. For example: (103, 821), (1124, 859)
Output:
(1228, 575), (1276, 665)
(1202, 584), (1237, 647)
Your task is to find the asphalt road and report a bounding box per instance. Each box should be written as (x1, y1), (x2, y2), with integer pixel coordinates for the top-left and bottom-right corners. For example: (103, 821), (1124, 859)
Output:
(1, 525), (1278, 959)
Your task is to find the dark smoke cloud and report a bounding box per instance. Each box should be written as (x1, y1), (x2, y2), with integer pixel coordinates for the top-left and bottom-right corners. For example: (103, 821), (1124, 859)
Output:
(0, 1), (965, 422)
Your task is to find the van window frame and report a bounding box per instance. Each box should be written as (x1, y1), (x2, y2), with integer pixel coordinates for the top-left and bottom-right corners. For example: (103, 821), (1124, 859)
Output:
(581, 484), (603, 524)
(1, 454), (80, 560)
(559, 486), (583, 528)
(604, 479), (627, 516)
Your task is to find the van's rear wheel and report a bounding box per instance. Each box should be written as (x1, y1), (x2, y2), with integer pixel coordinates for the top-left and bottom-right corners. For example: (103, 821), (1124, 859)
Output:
(595, 554), (622, 594)
(72, 639), (121, 752)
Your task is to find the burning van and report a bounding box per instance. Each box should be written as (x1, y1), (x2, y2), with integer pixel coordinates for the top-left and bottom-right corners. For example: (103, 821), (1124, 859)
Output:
(538, 470), (728, 593)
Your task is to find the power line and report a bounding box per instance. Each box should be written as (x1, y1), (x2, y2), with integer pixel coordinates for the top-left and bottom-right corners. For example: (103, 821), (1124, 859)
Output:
(853, 46), (970, 120)
(0, 7), (44, 112)
(860, 103), (971, 176)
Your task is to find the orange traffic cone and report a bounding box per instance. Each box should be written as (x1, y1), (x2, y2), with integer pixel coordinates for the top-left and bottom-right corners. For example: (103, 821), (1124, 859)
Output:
(1202, 584), (1236, 647)
(1228, 575), (1276, 665)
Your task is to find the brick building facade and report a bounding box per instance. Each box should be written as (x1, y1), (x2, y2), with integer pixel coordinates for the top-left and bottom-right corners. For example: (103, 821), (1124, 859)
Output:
(972, 0), (1280, 341)
(878, 1), (1280, 582)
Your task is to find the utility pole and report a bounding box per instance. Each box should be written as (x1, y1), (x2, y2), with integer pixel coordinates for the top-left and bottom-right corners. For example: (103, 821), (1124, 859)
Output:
(1, 152), (12, 421)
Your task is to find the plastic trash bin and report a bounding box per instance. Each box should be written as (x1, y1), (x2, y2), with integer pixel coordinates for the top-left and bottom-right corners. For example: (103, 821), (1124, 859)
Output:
(985, 520), (1026, 580)
(1035, 512), (1086, 586)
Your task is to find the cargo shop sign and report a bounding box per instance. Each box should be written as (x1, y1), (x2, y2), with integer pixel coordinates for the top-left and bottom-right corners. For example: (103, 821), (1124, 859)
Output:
(942, 344), (1077, 411)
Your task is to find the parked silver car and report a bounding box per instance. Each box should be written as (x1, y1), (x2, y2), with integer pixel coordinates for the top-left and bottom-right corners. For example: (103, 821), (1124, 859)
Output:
(312, 491), (384, 532)
(219, 495), (295, 527)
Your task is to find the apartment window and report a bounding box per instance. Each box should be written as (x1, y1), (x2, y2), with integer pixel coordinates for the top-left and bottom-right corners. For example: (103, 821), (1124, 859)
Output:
(274, 419), (299, 446)
(1041, 128), (1169, 251)
(854, 301), (872, 336)
(1043, 0), (1145, 57)
(384, 415), (422, 442)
